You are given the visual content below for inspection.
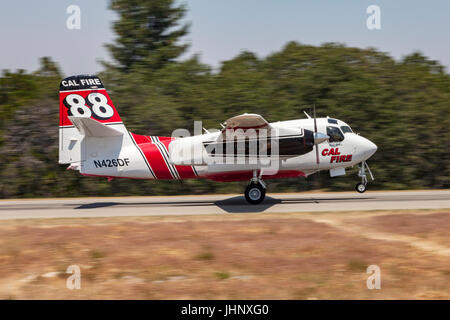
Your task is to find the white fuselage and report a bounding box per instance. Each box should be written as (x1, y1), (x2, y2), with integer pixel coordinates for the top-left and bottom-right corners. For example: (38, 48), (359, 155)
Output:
(170, 117), (377, 178)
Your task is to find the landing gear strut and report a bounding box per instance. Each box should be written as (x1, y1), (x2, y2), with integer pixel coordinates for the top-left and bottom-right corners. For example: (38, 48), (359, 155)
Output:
(355, 161), (374, 193)
(245, 170), (266, 204)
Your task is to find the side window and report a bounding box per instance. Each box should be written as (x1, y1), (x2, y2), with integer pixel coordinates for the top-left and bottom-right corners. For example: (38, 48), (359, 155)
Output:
(340, 126), (353, 134)
(327, 126), (344, 142)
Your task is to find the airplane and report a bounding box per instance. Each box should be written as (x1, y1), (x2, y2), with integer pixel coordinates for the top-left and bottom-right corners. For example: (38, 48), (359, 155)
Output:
(59, 75), (377, 204)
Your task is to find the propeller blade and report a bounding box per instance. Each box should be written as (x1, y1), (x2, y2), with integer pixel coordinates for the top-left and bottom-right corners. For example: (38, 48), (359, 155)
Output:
(313, 105), (319, 165)
(313, 105), (317, 134)
(315, 143), (320, 165)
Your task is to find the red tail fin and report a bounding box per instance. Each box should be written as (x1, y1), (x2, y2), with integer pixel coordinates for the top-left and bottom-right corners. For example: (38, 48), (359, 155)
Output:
(59, 75), (122, 127)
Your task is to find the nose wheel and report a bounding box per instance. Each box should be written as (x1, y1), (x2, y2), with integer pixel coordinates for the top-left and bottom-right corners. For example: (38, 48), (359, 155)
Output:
(245, 170), (266, 204)
(355, 161), (374, 193)
(355, 182), (367, 193)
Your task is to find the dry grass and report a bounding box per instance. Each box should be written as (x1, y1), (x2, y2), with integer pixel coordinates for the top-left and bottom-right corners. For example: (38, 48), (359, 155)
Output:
(0, 209), (449, 299)
(348, 212), (450, 247)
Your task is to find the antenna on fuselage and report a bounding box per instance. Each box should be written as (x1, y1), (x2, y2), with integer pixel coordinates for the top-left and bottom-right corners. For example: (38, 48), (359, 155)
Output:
(303, 111), (312, 119)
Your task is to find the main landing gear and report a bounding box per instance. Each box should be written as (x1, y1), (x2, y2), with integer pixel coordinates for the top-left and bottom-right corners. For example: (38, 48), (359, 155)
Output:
(245, 170), (266, 204)
(355, 161), (374, 193)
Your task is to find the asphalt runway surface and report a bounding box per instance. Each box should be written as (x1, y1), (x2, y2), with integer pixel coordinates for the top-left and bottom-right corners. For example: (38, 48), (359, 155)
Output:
(0, 190), (449, 220)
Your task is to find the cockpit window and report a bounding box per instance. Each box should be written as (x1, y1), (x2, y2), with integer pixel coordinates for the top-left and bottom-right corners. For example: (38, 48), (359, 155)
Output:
(340, 125), (353, 134)
(327, 126), (344, 142)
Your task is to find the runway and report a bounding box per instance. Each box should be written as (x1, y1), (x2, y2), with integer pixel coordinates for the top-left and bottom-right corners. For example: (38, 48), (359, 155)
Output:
(0, 190), (449, 220)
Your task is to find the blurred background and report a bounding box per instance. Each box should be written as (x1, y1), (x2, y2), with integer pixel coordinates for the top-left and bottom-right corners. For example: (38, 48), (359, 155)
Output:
(0, 0), (449, 198)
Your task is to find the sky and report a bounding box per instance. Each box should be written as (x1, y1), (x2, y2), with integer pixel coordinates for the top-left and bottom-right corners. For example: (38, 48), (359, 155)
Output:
(0, 0), (449, 75)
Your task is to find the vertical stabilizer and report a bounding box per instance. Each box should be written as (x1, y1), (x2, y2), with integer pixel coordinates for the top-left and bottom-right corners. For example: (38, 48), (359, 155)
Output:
(58, 75), (125, 165)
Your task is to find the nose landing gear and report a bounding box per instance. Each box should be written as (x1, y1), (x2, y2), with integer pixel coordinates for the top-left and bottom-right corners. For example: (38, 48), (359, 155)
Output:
(355, 182), (367, 193)
(355, 161), (374, 193)
(245, 170), (266, 204)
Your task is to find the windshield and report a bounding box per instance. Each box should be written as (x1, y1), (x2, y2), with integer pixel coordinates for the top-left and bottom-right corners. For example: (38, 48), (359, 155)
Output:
(340, 125), (353, 133)
(327, 126), (345, 142)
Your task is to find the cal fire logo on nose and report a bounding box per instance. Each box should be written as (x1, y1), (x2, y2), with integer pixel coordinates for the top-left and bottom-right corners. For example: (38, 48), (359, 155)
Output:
(322, 148), (352, 163)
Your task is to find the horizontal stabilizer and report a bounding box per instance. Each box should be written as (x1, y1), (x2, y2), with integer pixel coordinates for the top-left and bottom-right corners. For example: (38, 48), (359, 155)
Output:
(68, 116), (123, 137)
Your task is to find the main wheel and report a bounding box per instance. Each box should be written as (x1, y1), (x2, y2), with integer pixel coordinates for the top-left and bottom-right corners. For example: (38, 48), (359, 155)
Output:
(355, 182), (367, 193)
(245, 183), (266, 204)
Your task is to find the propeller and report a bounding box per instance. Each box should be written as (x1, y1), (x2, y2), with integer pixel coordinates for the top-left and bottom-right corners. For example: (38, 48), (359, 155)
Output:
(312, 105), (329, 170)
(307, 105), (329, 190)
(313, 105), (319, 167)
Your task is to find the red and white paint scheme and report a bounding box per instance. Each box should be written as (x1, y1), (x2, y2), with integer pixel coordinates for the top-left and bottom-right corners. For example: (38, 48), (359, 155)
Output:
(59, 75), (377, 204)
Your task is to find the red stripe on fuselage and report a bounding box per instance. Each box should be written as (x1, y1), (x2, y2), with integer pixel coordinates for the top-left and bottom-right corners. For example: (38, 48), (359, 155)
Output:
(157, 137), (197, 179)
(130, 133), (197, 180)
(130, 133), (173, 179)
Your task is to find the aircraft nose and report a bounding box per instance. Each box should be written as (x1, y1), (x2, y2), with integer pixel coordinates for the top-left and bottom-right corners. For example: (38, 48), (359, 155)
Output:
(359, 137), (377, 159)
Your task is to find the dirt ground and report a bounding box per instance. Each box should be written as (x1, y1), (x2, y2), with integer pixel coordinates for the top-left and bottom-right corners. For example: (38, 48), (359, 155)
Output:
(0, 209), (449, 299)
